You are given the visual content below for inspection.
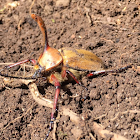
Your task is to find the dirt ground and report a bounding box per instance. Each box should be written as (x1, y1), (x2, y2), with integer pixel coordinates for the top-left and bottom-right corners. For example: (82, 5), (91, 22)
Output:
(0, 0), (140, 140)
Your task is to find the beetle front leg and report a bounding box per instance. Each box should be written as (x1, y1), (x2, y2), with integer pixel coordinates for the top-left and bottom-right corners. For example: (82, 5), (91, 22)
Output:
(62, 68), (83, 87)
(87, 65), (132, 77)
(65, 70), (88, 90)
(45, 74), (61, 139)
(0, 59), (36, 72)
(0, 59), (37, 79)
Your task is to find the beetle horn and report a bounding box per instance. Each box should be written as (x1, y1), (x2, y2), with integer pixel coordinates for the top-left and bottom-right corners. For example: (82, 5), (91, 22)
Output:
(31, 14), (50, 53)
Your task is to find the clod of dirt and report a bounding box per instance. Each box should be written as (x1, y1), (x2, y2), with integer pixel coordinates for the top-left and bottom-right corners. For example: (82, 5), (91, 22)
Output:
(116, 85), (125, 103)
(89, 88), (101, 100)
(56, 0), (70, 7)
(71, 127), (82, 139)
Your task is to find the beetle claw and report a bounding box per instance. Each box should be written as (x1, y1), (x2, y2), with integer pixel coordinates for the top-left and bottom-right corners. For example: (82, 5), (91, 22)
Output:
(45, 121), (54, 139)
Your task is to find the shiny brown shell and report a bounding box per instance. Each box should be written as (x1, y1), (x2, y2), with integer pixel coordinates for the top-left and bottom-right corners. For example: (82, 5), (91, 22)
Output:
(38, 47), (63, 71)
(59, 47), (105, 71)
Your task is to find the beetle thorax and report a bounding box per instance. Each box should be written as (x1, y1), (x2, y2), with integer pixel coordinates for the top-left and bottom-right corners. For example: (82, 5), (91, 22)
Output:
(38, 47), (63, 71)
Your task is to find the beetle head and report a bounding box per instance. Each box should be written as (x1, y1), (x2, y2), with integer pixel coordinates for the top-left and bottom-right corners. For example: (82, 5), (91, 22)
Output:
(33, 64), (44, 78)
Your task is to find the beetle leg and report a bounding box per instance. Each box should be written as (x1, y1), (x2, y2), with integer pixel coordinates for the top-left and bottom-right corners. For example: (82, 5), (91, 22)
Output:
(65, 70), (81, 85)
(0, 59), (36, 72)
(65, 70), (88, 90)
(87, 65), (132, 77)
(46, 74), (61, 139)
(0, 59), (37, 79)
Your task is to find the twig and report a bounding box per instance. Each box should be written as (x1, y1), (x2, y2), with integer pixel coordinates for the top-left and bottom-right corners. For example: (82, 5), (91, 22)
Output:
(86, 11), (92, 25)
(94, 113), (107, 120)
(18, 18), (24, 32)
(89, 132), (96, 140)
(29, 0), (36, 15)
(94, 20), (116, 25)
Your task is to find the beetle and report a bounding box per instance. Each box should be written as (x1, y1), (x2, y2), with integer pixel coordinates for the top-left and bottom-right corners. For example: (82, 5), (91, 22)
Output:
(0, 14), (132, 139)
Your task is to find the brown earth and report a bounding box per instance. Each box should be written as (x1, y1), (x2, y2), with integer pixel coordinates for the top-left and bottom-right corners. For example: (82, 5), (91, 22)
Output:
(0, 0), (140, 140)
